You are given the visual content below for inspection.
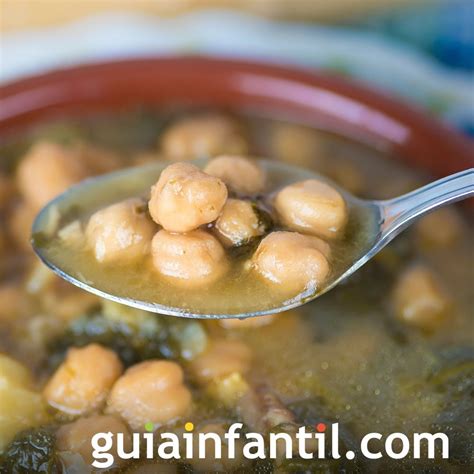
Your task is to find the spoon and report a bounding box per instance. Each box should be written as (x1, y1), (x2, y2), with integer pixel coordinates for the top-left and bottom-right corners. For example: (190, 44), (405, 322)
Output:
(31, 161), (473, 319)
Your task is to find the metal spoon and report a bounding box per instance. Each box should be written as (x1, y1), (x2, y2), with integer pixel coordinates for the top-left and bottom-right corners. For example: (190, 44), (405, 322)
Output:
(31, 161), (473, 319)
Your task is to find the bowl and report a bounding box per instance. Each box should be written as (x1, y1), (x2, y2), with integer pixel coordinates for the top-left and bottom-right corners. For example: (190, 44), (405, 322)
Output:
(0, 56), (472, 178)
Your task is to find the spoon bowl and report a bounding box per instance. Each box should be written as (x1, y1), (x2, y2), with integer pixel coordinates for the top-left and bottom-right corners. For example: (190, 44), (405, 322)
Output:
(31, 161), (473, 319)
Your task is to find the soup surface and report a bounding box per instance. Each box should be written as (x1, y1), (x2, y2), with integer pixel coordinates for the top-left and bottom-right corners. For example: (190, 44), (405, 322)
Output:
(0, 109), (472, 473)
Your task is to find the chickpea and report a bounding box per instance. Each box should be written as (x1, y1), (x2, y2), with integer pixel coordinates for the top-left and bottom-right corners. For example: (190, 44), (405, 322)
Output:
(23, 314), (64, 355)
(7, 201), (37, 250)
(0, 353), (34, 389)
(324, 160), (365, 196)
(0, 355), (49, 451)
(0, 387), (49, 452)
(214, 199), (266, 247)
(160, 114), (248, 160)
(42, 284), (99, 322)
(253, 231), (330, 295)
(271, 123), (326, 168)
(206, 371), (250, 407)
(0, 226), (5, 257)
(16, 141), (87, 210)
(373, 176), (422, 200)
(0, 285), (28, 323)
(43, 344), (123, 415)
(219, 313), (277, 329)
(392, 265), (450, 331)
(75, 143), (121, 175)
(57, 415), (131, 468)
(148, 162), (227, 233)
(274, 179), (347, 239)
(190, 340), (252, 385)
(204, 156), (266, 194)
(58, 219), (84, 245)
(86, 198), (156, 263)
(151, 229), (227, 287)
(0, 173), (15, 210)
(415, 207), (465, 249)
(107, 360), (191, 430)
(25, 259), (56, 294)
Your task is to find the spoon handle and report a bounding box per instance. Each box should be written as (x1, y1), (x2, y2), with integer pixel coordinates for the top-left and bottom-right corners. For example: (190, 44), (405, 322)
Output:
(377, 168), (474, 241)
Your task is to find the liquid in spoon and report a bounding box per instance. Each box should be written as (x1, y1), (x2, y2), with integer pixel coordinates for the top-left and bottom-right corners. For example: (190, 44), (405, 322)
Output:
(32, 159), (378, 318)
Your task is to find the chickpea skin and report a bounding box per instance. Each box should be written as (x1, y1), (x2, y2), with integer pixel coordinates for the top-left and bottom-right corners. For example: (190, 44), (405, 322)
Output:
(107, 360), (191, 430)
(86, 198), (156, 263)
(148, 162), (227, 233)
(160, 114), (248, 160)
(253, 231), (330, 295)
(152, 229), (227, 287)
(392, 265), (450, 331)
(204, 156), (266, 194)
(43, 344), (123, 415)
(214, 199), (266, 247)
(190, 340), (252, 385)
(16, 141), (87, 210)
(56, 415), (131, 468)
(274, 179), (347, 239)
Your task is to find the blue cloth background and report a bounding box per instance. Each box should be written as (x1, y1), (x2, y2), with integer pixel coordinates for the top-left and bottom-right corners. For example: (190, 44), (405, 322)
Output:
(2, 3), (473, 135)
(360, 0), (474, 72)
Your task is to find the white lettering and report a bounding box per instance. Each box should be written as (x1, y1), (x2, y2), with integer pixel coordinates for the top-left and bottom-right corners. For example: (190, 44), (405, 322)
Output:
(224, 423), (243, 459)
(385, 433), (410, 459)
(157, 434), (181, 460)
(116, 432), (140, 460)
(91, 432), (114, 469)
(296, 426), (313, 460)
(269, 432), (293, 459)
(413, 433), (449, 459)
(331, 423), (340, 459)
(360, 433), (382, 459)
(243, 433), (266, 459)
(198, 432), (222, 459)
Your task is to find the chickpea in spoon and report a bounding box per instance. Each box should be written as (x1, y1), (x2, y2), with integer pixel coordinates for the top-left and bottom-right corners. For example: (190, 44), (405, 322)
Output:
(147, 160), (336, 292)
(32, 156), (353, 316)
(31, 155), (473, 318)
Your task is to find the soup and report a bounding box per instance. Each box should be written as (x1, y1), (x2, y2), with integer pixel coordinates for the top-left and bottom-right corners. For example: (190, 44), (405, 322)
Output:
(0, 109), (472, 473)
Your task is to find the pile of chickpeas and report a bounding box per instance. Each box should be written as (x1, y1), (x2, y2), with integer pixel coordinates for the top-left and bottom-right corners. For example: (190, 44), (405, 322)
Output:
(85, 155), (348, 297)
(40, 335), (254, 471)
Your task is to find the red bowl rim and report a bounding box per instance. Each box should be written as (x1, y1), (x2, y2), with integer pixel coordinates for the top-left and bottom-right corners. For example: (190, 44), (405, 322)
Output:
(0, 55), (472, 178)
